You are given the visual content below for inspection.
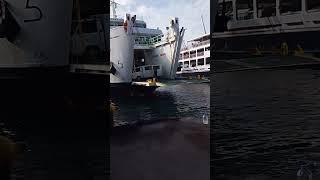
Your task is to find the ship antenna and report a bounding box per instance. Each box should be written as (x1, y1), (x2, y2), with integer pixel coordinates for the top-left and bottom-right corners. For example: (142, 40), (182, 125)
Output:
(201, 15), (207, 34)
(110, 0), (120, 18)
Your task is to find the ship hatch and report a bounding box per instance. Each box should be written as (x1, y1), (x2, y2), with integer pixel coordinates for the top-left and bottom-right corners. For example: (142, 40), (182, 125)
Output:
(134, 49), (146, 67)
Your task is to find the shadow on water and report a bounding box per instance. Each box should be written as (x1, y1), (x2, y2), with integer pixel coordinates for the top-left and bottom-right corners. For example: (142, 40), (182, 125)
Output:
(111, 80), (210, 180)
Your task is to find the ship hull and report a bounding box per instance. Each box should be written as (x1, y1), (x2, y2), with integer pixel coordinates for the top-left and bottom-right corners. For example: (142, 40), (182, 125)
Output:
(110, 22), (134, 84)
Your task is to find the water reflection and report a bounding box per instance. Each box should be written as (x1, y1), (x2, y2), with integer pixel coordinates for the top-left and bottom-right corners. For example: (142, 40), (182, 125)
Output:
(111, 80), (210, 180)
(111, 80), (210, 124)
(212, 69), (320, 179)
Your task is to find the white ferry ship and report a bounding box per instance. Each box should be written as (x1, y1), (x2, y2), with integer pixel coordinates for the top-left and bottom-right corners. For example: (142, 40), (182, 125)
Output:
(177, 34), (211, 77)
(214, 0), (320, 55)
(71, 1), (185, 86)
(110, 1), (185, 81)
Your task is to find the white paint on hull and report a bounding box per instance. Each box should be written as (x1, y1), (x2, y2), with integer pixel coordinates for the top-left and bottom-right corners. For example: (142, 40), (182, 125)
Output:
(144, 19), (185, 79)
(110, 14), (135, 84)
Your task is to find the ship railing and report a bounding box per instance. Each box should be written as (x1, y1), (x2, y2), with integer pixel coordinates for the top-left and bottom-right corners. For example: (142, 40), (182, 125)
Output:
(134, 34), (165, 46)
(187, 40), (210, 49)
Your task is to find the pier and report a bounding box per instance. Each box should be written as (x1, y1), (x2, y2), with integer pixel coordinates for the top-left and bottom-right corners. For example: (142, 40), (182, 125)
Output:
(214, 54), (320, 73)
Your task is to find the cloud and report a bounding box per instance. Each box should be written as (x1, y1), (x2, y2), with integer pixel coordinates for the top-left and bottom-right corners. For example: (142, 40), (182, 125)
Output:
(111, 0), (210, 41)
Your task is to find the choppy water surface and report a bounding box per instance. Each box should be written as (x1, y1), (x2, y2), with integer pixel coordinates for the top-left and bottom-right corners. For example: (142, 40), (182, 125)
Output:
(112, 80), (210, 124)
(212, 69), (320, 179)
(111, 80), (210, 180)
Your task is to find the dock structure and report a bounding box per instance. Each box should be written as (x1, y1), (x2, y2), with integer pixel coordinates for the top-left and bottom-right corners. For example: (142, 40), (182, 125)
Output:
(214, 55), (320, 73)
(70, 64), (109, 76)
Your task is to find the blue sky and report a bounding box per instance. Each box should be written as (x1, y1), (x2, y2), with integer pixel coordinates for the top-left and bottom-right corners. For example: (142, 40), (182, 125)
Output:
(111, 0), (210, 41)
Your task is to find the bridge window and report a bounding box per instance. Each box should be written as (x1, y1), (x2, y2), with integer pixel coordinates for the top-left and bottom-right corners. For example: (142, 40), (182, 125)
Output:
(218, 1), (234, 20)
(198, 58), (204, 66)
(280, 0), (301, 14)
(236, 0), (254, 20)
(135, 67), (141, 72)
(257, 0), (276, 18)
(307, 0), (320, 11)
(191, 60), (197, 67)
(178, 62), (183, 67)
(145, 66), (151, 70)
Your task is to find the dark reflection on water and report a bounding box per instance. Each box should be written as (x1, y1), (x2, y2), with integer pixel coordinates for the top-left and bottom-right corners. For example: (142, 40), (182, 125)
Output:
(212, 69), (320, 179)
(0, 111), (107, 180)
(111, 80), (210, 180)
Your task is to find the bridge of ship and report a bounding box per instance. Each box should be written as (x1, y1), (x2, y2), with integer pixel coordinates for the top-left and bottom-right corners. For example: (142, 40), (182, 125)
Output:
(133, 34), (166, 50)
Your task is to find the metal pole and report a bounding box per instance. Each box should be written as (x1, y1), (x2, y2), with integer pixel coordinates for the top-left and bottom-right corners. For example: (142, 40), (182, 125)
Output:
(276, 0), (280, 16)
(253, 0), (258, 19)
(201, 15), (207, 34)
(233, 0), (237, 21)
(302, 0), (306, 13)
(76, 0), (82, 34)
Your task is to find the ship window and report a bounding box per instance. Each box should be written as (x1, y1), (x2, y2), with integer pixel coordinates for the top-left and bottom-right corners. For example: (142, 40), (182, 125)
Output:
(82, 20), (97, 33)
(206, 57), (210, 65)
(179, 54), (183, 60)
(190, 51), (196, 58)
(184, 61), (189, 68)
(307, 0), (320, 11)
(197, 48), (204, 56)
(236, 0), (254, 20)
(218, 1), (234, 20)
(153, 66), (160, 70)
(145, 66), (151, 70)
(257, 0), (276, 18)
(205, 47), (210, 51)
(280, 0), (301, 14)
(198, 58), (204, 66)
(135, 68), (141, 72)
(191, 60), (196, 67)
(179, 62), (183, 67)
(183, 52), (190, 59)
